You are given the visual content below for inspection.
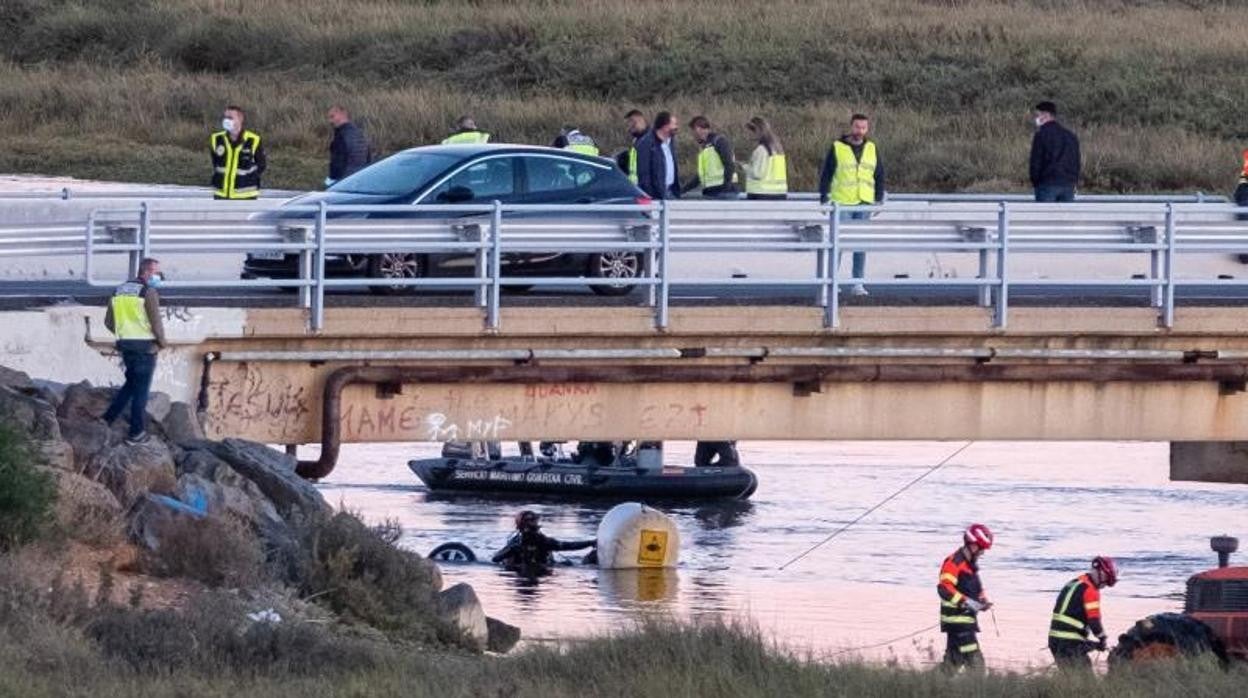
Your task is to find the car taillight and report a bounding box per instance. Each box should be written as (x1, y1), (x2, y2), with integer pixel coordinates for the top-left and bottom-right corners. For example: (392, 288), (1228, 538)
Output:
(635, 196), (653, 206)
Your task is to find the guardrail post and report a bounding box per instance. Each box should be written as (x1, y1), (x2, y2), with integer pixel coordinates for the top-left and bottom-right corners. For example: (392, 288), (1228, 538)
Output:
(312, 201), (327, 332)
(994, 202), (1009, 328)
(816, 208), (831, 315)
(657, 202), (670, 330)
(1163, 202), (1176, 328)
(297, 225), (312, 309)
(84, 209), (97, 284)
(127, 202), (150, 278)
(976, 238), (991, 308)
(488, 200), (503, 331)
(475, 208), (493, 309)
(827, 204), (840, 328)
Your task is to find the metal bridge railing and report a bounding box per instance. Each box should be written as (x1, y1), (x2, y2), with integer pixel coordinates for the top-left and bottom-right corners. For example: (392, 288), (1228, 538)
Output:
(3, 197), (1248, 331)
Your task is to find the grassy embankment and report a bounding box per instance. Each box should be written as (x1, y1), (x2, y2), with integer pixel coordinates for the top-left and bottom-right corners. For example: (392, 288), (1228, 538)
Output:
(4, 412), (1248, 696)
(1, 0), (1246, 193)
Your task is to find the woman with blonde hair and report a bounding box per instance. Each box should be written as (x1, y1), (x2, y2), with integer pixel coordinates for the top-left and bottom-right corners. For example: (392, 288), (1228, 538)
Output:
(743, 116), (788, 200)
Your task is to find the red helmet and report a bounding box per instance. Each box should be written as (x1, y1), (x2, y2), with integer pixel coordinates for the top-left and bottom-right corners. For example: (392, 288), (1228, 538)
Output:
(1092, 556), (1118, 587)
(963, 523), (994, 550)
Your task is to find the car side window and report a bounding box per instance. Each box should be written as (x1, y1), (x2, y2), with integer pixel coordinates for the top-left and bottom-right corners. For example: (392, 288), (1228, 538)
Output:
(427, 158), (516, 202)
(526, 157), (603, 195)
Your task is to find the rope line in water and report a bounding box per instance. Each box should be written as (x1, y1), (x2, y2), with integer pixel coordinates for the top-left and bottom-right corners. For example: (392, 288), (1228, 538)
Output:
(778, 441), (975, 571)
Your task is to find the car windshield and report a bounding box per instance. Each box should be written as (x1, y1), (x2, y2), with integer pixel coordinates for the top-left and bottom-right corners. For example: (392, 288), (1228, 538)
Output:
(331, 152), (460, 196)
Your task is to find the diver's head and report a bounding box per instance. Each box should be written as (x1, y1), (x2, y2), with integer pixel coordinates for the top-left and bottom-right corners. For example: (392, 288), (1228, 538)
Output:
(515, 510), (541, 533)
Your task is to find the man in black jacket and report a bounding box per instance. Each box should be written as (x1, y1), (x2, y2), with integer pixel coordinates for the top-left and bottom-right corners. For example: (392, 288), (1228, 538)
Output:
(634, 111), (681, 200)
(326, 105), (370, 187)
(1029, 101), (1081, 202)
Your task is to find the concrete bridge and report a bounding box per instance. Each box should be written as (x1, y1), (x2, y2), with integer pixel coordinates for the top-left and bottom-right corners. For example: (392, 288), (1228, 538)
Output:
(5, 187), (1248, 483)
(6, 301), (1248, 483)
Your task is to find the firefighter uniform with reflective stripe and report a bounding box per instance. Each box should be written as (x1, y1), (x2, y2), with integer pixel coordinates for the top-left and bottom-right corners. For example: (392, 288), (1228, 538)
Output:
(937, 548), (986, 668)
(442, 129), (491, 145)
(1048, 573), (1104, 669)
(210, 130), (266, 200)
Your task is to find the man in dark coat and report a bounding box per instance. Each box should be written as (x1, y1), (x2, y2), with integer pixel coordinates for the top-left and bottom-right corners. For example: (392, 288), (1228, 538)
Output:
(634, 111), (681, 200)
(1029, 101), (1081, 202)
(326, 105), (371, 187)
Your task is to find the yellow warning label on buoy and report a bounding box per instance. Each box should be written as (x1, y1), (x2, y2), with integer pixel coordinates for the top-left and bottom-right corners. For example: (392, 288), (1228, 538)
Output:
(637, 529), (668, 566)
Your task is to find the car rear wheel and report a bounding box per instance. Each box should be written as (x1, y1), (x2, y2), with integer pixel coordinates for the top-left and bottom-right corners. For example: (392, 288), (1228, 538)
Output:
(588, 251), (640, 296)
(368, 253), (422, 295)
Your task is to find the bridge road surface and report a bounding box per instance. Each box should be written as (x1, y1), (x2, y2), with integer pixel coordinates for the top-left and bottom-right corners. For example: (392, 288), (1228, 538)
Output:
(6, 279), (1248, 311)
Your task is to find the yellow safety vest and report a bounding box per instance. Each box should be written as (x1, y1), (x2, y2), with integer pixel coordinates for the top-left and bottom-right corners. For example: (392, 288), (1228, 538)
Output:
(697, 142), (736, 189)
(627, 145), (639, 184)
(745, 150), (787, 195)
(442, 130), (491, 145)
(211, 130), (263, 200)
(566, 143), (600, 156)
(110, 281), (155, 341)
(829, 140), (877, 205)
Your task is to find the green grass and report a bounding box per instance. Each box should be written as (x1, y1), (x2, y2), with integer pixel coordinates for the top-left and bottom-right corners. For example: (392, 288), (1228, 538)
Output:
(2, 0), (1246, 193)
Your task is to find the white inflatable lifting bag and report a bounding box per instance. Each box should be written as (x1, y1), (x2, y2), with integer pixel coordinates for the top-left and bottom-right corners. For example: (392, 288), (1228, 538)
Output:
(595, 502), (680, 569)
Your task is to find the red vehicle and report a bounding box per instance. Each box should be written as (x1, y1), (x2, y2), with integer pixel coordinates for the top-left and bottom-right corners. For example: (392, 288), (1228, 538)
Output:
(1110, 536), (1246, 666)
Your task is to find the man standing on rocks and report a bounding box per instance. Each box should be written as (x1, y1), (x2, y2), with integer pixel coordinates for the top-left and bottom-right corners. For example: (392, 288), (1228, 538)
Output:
(102, 257), (167, 445)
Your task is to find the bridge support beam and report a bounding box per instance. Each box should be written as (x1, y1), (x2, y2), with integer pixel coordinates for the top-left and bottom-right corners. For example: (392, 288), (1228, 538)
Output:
(1170, 442), (1248, 485)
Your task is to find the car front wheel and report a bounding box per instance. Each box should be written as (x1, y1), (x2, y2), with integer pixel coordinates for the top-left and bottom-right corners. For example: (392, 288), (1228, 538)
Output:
(588, 251), (640, 296)
(367, 253), (422, 295)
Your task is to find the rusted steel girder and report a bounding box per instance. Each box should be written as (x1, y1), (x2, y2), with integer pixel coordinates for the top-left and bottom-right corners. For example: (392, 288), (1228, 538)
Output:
(291, 362), (1248, 480)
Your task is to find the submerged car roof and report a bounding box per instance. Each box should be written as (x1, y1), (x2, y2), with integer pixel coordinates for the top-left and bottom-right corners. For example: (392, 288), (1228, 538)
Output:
(397, 143), (614, 165)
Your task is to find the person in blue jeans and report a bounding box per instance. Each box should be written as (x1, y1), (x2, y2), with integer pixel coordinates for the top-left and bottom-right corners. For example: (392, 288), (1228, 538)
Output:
(102, 258), (167, 445)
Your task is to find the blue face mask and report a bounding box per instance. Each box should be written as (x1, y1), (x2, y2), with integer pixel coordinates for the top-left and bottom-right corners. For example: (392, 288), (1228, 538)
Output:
(146, 274), (164, 288)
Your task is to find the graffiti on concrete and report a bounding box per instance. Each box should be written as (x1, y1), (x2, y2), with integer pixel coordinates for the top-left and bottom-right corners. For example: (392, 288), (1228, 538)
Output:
(207, 363), (311, 435)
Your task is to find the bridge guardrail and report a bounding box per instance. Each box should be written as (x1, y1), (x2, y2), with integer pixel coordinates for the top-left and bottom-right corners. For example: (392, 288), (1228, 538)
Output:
(3, 197), (1248, 331)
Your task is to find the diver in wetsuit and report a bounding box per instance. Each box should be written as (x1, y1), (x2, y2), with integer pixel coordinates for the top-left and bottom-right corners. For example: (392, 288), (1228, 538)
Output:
(491, 510), (596, 572)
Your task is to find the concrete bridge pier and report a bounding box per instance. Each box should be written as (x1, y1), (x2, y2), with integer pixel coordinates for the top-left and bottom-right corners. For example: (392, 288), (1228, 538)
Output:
(1171, 442), (1248, 484)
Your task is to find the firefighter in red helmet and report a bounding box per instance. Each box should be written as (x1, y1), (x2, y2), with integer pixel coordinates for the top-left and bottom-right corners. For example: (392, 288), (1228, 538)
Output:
(1048, 556), (1119, 670)
(937, 523), (995, 672)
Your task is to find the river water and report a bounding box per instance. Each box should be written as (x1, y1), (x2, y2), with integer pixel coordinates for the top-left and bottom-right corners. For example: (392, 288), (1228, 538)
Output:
(315, 440), (1247, 670)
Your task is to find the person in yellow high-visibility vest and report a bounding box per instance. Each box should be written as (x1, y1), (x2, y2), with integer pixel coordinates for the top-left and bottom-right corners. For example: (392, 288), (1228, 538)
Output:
(552, 127), (600, 156)
(684, 115), (738, 199)
(819, 113), (886, 296)
(210, 105), (266, 200)
(101, 258), (167, 445)
(616, 110), (649, 185)
(743, 116), (787, 200)
(441, 115), (491, 145)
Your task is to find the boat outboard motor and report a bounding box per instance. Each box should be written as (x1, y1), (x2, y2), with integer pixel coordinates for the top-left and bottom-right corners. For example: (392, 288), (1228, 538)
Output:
(636, 442), (663, 473)
(595, 502), (680, 569)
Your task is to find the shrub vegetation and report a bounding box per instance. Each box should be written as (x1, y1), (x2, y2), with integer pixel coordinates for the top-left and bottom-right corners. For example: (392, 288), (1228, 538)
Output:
(1, 0), (1246, 193)
(0, 419), (57, 550)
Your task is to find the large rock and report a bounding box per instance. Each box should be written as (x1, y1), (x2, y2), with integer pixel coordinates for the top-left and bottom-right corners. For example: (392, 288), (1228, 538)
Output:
(58, 417), (111, 472)
(86, 439), (178, 509)
(486, 616), (521, 654)
(0, 365), (33, 390)
(162, 402), (205, 445)
(435, 583), (488, 651)
(146, 392), (172, 424)
(34, 438), (76, 471)
(39, 466), (125, 546)
(57, 381), (114, 423)
(206, 439), (330, 521)
(0, 385), (61, 441)
(126, 492), (203, 552)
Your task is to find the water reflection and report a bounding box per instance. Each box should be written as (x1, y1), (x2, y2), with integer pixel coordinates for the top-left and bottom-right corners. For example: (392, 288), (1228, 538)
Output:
(317, 440), (1248, 669)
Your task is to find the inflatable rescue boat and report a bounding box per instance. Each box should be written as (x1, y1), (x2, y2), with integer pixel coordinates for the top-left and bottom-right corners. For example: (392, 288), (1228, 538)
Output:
(409, 441), (757, 500)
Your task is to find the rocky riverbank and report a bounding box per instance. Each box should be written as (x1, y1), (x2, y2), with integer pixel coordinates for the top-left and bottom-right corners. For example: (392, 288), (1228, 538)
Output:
(0, 362), (519, 657)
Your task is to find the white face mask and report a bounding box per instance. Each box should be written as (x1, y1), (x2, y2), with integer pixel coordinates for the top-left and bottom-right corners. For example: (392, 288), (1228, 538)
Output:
(1034, 116), (1046, 128)
(222, 117), (236, 132)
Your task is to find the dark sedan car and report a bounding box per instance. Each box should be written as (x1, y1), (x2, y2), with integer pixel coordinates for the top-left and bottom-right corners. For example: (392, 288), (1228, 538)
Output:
(242, 144), (651, 295)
